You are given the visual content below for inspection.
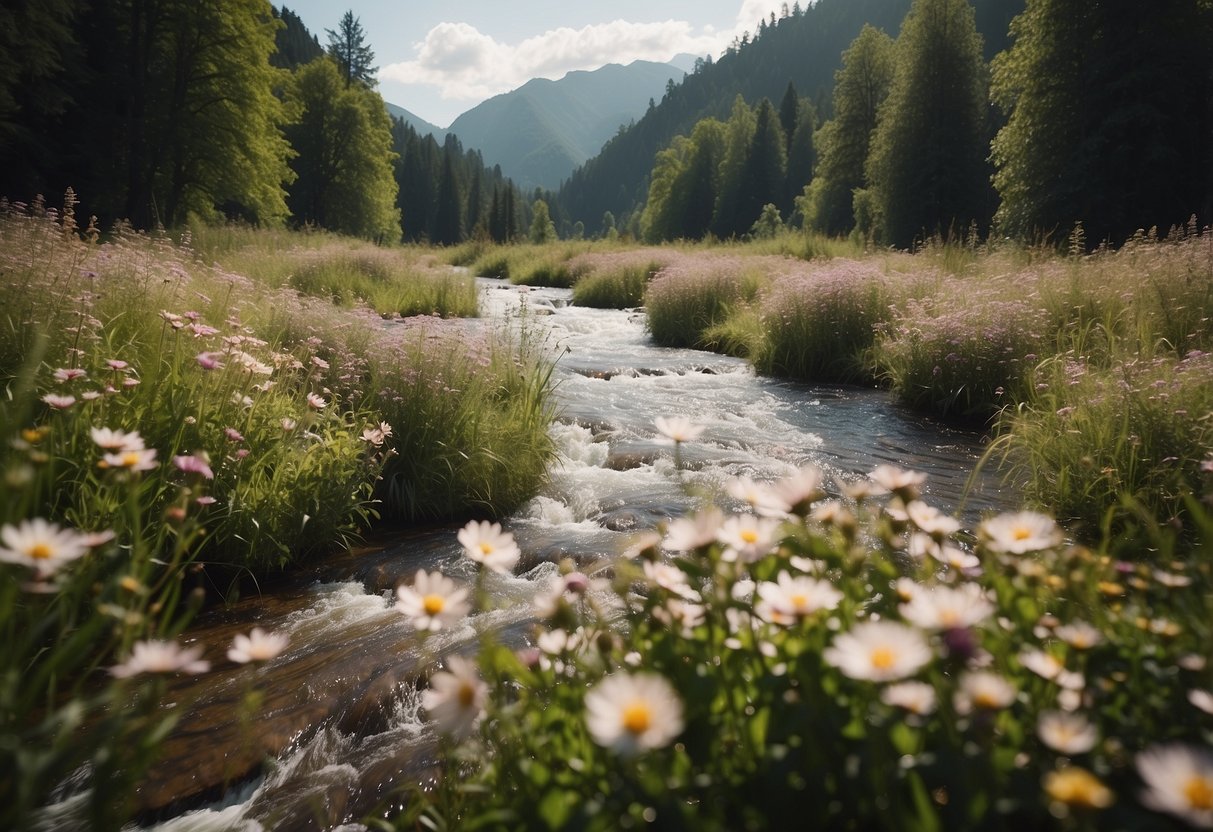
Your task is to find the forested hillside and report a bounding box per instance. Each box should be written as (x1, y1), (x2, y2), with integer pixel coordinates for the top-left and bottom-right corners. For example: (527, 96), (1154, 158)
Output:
(558, 0), (1024, 230)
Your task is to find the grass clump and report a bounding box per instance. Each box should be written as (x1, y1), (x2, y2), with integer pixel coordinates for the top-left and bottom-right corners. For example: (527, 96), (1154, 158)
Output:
(570, 251), (668, 308)
(645, 256), (771, 349)
(754, 260), (892, 382)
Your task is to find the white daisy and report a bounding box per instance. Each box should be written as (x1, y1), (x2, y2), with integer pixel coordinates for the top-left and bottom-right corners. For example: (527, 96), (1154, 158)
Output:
(396, 570), (471, 631)
(1055, 621), (1103, 650)
(869, 465), (927, 499)
(979, 511), (1062, 554)
(955, 671), (1016, 713)
(755, 572), (843, 625)
(824, 620), (933, 682)
(227, 628), (290, 664)
(1136, 743), (1213, 828)
(716, 514), (781, 562)
(457, 520), (520, 574)
(654, 415), (704, 443)
(1037, 711), (1098, 755)
(663, 507), (724, 552)
(584, 672), (684, 756)
(881, 681), (938, 715)
(899, 583), (994, 631)
(89, 426), (145, 452)
(0, 518), (92, 578)
(421, 655), (487, 740)
(110, 640), (210, 678)
(906, 501), (961, 537)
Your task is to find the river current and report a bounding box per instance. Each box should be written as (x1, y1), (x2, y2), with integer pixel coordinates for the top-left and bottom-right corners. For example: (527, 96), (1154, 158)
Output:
(42, 278), (1007, 831)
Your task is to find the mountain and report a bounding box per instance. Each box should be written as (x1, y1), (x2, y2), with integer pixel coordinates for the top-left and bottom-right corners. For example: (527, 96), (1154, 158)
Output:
(385, 102), (446, 141)
(443, 60), (687, 191)
(557, 0), (1024, 228)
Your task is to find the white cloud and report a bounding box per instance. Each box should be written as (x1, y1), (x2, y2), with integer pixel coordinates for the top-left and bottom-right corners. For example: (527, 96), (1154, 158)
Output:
(379, 17), (721, 103)
(377, 2), (787, 107)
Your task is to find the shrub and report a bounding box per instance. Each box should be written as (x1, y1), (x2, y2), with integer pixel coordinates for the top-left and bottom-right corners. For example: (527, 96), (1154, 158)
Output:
(755, 260), (892, 382)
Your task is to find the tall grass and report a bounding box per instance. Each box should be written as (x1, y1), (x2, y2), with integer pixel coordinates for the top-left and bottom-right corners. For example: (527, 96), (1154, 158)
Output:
(569, 250), (670, 308)
(0, 195), (559, 827)
(754, 260), (894, 382)
(645, 256), (773, 349)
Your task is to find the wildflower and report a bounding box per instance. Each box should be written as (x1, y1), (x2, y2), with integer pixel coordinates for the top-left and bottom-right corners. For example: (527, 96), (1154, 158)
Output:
(172, 454), (214, 480)
(110, 640), (210, 677)
(663, 507), (724, 551)
(881, 681), (938, 715)
(654, 415), (704, 443)
(584, 672), (684, 757)
(906, 501), (961, 537)
(121, 377), (140, 388)
(764, 466), (827, 516)
(1055, 621), (1103, 650)
(824, 620), (933, 682)
(1038, 711), (1098, 754)
(281, 418), (297, 432)
(1044, 767), (1115, 811)
(102, 447), (158, 472)
(980, 511), (1062, 554)
(955, 672), (1016, 713)
(652, 598), (706, 634)
(421, 655), (487, 740)
(53, 368), (87, 383)
(1020, 648), (1065, 681)
(1136, 743), (1213, 828)
(0, 518), (91, 578)
(717, 514), (780, 562)
(642, 560), (698, 600)
(899, 583), (994, 631)
(105, 359), (129, 371)
(1189, 690), (1213, 716)
(224, 427), (244, 442)
(755, 572), (843, 625)
(869, 465), (927, 500)
(90, 426), (145, 452)
(457, 520), (520, 574)
(396, 570), (471, 632)
(306, 393), (327, 409)
(41, 393), (76, 409)
(1153, 569), (1193, 588)
(726, 476), (778, 513)
(196, 352), (223, 370)
(228, 628), (290, 664)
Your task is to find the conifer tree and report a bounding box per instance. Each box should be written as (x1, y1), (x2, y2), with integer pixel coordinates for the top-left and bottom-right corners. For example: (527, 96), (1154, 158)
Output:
(712, 96), (758, 238)
(865, 0), (992, 247)
(990, 0), (1213, 244)
(433, 153), (463, 245)
(529, 198), (557, 243)
(804, 25), (895, 236)
(326, 10), (377, 88)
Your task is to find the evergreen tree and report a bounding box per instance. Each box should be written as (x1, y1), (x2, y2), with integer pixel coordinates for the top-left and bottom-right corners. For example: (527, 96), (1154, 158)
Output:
(865, 0), (993, 247)
(433, 153), (463, 245)
(712, 96), (758, 238)
(272, 6), (324, 69)
(740, 98), (788, 231)
(640, 135), (691, 243)
(778, 81), (800, 149)
(466, 165), (484, 236)
(326, 10), (376, 88)
(990, 0), (1213, 244)
(784, 100), (817, 219)
(805, 24), (895, 236)
(286, 57), (398, 239)
(529, 198), (557, 243)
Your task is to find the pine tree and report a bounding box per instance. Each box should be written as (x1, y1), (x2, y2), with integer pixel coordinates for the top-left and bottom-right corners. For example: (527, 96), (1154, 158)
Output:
(865, 0), (993, 247)
(740, 98), (788, 231)
(433, 153), (463, 245)
(805, 25), (895, 236)
(529, 198), (557, 243)
(991, 0), (1213, 245)
(326, 10), (376, 88)
(784, 100), (816, 218)
(712, 96), (758, 238)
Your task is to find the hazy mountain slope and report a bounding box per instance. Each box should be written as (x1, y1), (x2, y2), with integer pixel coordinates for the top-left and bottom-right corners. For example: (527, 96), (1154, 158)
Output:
(557, 0), (1024, 227)
(384, 102), (446, 142)
(445, 60), (686, 191)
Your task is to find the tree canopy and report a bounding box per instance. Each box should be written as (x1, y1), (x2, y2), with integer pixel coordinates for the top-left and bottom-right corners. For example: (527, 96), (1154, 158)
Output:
(326, 10), (377, 88)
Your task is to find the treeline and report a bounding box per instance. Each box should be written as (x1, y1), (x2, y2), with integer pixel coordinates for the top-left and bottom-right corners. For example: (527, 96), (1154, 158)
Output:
(638, 0), (1213, 248)
(0, 1), (528, 244)
(558, 0), (1023, 234)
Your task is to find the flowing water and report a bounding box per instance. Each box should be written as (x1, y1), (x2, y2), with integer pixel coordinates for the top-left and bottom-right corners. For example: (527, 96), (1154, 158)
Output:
(47, 280), (1009, 831)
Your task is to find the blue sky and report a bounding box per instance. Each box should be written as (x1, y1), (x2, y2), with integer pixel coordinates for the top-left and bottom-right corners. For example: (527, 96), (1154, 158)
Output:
(282, 1), (785, 126)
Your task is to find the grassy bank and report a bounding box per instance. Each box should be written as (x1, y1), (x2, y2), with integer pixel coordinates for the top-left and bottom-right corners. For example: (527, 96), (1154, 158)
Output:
(0, 197), (557, 827)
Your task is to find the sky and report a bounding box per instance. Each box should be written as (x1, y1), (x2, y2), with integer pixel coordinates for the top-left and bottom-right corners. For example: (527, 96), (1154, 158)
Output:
(281, 1), (786, 127)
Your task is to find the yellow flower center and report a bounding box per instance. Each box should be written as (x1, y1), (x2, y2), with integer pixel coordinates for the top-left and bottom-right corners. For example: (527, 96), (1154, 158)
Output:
(29, 542), (54, 560)
(1013, 526), (1032, 541)
(974, 691), (1002, 709)
(422, 594), (446, 615)
(121, 451), (141, 467)
(740, 529), (759, 544)
(1045, 768), (1113, 809)
(478, 542), (494, 555)
(870, 647), (896, 670)
(622, 702), (652, 735)
(790, 593), (808, 609)
(1185, 775), (1213, 811)
(458, 682), (477, 708)
(938, 609), (960, 627)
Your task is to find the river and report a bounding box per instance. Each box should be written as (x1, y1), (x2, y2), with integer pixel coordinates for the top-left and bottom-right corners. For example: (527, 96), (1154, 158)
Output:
(39, 278), (1006, 831)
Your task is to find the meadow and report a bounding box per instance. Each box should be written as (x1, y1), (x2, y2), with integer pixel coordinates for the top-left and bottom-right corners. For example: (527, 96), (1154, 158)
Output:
(2, 198), (1210, 829)
(0, 194), (556, 828)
